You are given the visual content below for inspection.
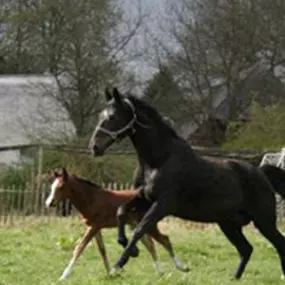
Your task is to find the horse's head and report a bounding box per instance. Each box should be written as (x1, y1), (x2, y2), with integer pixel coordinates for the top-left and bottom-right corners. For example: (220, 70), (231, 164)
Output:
(45, 168), (70, 208)
(89, 87), (137, 156)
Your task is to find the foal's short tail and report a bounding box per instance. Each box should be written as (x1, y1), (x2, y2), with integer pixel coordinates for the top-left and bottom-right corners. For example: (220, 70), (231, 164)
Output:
(260, 164), (285, 200)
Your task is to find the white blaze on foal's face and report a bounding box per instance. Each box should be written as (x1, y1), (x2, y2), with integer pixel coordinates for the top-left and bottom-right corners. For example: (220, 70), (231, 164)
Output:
(45, 178), (60, 208)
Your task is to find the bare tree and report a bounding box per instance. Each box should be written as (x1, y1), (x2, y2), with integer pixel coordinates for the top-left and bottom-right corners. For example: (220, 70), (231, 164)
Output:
(1, 0), (147, 139)
(146, 0), (285, 128)
(252, 0), (285, 72)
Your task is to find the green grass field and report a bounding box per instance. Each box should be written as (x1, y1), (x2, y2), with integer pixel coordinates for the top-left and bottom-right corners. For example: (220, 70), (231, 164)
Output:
(0, 218), (285, 285)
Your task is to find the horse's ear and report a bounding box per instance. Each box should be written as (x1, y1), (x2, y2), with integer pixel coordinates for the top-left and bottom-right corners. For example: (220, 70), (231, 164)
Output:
(112, 87), (122, 103)
(61, 167), (69, 181)
(53, 170), (59, 178)
(105, 87), (113, 102)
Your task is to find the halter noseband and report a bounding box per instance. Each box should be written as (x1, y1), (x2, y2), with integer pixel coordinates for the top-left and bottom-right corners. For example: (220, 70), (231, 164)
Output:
(95, 99), (137, 140)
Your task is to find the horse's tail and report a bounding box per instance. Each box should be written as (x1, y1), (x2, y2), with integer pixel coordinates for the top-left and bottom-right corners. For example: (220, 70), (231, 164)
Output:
(260, 164), (285, 200)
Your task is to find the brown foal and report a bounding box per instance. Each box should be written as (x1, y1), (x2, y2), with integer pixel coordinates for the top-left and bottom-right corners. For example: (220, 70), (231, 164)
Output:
(45, 168), (189, 280)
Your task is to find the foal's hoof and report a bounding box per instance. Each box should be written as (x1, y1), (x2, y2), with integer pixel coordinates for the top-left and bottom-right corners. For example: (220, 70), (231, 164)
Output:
(59, 274), (68, 281)
(129, 246), (140, 258)
(174, 257), (191, 272)
(179, 265), (191, 273)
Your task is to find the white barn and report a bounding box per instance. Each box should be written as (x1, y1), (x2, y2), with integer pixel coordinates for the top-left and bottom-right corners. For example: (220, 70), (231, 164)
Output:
(0, 75), (76, 164)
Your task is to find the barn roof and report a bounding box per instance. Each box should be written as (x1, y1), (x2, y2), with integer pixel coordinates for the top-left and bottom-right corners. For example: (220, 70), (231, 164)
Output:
(0, 75), (76, 147)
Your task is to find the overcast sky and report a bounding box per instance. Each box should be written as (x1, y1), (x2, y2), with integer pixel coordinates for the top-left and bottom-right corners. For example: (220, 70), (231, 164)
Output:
(119, 0), (168, 85)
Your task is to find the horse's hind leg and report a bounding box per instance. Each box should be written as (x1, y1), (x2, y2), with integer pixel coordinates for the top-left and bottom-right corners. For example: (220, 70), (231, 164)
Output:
(219, 222), (253, 279)
(253, 219), (285, 277)
(148, 225), (190, 272)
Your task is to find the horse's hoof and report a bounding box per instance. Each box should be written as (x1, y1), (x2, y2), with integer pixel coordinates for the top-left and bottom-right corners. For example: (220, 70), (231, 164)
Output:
(110, 266), (121, 277)
(117, 237), (128, 247)
(232, 274), (242, 280)
(129, 246), (139, 258)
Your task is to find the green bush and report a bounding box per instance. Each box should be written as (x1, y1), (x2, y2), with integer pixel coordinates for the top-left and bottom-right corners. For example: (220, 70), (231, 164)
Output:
(0, 164), (34, 189)
(42, 150), (137, 183)
(223, 101), (285, 151)
(0, 150), (137, 192)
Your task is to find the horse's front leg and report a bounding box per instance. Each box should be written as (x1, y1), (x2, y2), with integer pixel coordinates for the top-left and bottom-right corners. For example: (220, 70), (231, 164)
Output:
(112, 200), (167, 274)
(59, 225), (98, 280)
(117, 195), (144, 258)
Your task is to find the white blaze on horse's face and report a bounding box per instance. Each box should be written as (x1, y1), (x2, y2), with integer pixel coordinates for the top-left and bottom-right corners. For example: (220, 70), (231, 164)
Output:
(45, 178), (60, 208)
(89, 107), (114, 145)
(99, 107), (115, 122)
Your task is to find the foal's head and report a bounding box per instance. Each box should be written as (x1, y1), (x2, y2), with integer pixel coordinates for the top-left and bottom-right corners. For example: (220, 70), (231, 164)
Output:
(45, 168), (71, 208)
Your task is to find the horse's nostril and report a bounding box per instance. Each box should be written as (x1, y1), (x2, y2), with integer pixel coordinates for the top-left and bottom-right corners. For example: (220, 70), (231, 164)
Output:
(92, 145), (104, 156)
(92, 145), (99, 156)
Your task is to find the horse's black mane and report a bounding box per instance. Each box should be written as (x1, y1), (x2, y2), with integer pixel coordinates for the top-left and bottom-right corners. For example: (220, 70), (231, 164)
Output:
(127, 95), (180, 139)
(75, 177), (102, 189)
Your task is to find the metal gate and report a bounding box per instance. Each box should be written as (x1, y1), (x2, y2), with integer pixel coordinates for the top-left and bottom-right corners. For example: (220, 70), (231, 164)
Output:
(260, 147), (285, 221)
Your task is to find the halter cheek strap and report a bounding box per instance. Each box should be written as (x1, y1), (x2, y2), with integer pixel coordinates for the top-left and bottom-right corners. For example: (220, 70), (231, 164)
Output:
(95, 99), (137, 140)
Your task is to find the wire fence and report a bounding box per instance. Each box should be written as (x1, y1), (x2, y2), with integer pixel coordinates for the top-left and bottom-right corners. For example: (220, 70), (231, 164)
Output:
(0, 181), (133, 226)
(1, 182), (285, 227)
(1, 143), (285, 227)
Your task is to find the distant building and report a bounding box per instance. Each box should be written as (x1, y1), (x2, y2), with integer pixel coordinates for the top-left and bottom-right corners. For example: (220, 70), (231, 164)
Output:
(0, 75), (76, 164)
(179, 63), (285, 146)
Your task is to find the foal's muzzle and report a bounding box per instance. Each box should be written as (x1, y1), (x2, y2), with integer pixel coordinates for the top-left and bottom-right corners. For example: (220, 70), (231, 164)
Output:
(45, 199), (56, 208)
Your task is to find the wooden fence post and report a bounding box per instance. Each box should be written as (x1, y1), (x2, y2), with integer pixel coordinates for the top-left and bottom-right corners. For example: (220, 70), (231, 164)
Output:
(35, 146), (43, 215)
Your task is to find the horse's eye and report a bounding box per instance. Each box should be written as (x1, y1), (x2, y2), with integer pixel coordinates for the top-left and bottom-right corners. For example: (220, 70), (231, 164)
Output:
(108, 113), (115, 120)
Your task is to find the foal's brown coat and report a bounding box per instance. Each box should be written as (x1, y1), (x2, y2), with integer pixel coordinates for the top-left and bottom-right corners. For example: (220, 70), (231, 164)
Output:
(46, 169), (188, 280)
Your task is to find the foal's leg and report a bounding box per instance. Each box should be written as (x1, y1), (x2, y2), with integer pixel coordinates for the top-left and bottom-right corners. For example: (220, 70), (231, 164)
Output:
(94, 231), (111, 274)
(148, 225), (190, 272)
(129, 223), (162, 274)
(59, 226), (97, 280)
(140, 234), (163, 275)
(111, 200), (167, 274)
(218, 222), (253, 279)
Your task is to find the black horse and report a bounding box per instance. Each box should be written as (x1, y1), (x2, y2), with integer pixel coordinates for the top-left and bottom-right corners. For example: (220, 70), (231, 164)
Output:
(89, 87), (285, 279)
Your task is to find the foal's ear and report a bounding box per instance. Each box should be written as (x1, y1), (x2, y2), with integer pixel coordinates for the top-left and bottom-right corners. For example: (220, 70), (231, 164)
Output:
(105, 87), (113, 102)
(44, 171), (56, 182)
(61, 167), (69, 181)
(112, 87), (122, 103)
